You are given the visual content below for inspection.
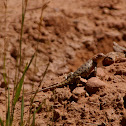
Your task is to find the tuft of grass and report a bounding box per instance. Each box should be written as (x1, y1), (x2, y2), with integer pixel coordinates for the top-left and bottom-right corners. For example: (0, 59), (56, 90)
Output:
(0, 53), (35, 126)
(11, 53), (35, 125)
(20, 87), (24, 126)
(27, 2), (50, 125)
(0, 52), (35, 126)
(27, 61), (50, 125)
(0, 0), (50, 125)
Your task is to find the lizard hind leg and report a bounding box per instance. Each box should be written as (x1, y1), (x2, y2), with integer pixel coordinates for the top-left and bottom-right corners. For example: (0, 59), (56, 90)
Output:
(87, 66), (97, 79)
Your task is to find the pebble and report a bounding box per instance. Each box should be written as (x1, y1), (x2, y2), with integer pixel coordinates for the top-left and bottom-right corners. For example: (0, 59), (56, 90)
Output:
(97, 67), (106, 77)
(85, 77), (106, 95)
(102, 52), (125, 66)
(72, 87), (86, 96)
(55, 88), (72, 101)
(79, 77), (87, 83)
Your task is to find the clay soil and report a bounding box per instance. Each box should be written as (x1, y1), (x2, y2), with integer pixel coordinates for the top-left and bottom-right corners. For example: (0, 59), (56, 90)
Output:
(0, 0), (126, 125)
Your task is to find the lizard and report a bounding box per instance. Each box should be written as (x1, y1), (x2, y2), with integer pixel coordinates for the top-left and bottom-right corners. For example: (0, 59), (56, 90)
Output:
(30, 53), (106, 94)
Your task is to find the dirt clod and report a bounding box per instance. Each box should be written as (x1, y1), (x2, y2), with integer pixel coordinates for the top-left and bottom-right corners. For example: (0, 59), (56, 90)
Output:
(0, 0), (126, 125)
(85, 77), (106, 95)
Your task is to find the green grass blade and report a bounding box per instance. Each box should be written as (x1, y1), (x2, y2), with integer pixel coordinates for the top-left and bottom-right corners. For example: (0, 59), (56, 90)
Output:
(28, 102), (43, 126)
(31, 110), (35, 126)
(28, 62), (49, 124)
(0, 117), (4, 126)
(35, 104), (42, 114)
(6, 88), (10, 126)
(19, 0), (28, 65)
(20, 87), (24, 126)
(13, 53), (35, 107)
(31, 62), (50, 103)
(10, 54), (35, 123)
(13, 66), (25, 107)
(31, 103), (43, 126)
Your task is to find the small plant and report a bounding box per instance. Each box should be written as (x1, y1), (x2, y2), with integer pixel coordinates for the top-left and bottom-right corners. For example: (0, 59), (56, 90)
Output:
(0, 0), (49, 126)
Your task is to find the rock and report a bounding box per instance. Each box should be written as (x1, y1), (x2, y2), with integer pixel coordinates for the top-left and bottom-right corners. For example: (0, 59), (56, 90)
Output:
(79, 77), (87, 83)
(72, 87), (86, 96)
(55, 87), (72, 101)
(97, 68), (106, 77)
(102, 8), (110, 14)
(85, 77), (106, 95)
(102, 52), (125, 66)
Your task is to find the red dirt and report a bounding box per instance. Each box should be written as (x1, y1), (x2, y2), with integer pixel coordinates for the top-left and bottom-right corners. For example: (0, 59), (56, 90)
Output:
(0, 0), (126, 125)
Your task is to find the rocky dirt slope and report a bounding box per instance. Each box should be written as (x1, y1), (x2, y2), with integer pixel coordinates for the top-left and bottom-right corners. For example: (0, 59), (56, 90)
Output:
(0, 0), (126, 125)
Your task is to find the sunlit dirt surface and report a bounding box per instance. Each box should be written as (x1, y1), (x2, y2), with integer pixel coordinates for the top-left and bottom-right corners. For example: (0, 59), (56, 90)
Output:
(0, 0), (126, 125)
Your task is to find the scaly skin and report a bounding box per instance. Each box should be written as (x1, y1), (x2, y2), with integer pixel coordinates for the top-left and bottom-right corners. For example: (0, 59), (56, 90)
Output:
(34, 53), (106, 93)
(29, 42), (126, 94)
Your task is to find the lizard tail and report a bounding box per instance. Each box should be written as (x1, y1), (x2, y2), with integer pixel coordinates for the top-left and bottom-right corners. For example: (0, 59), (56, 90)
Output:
(34, 81), (68, 93)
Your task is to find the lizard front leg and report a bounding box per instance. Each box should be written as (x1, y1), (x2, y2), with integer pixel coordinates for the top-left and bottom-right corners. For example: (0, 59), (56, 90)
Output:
(94, 66), (97, 77)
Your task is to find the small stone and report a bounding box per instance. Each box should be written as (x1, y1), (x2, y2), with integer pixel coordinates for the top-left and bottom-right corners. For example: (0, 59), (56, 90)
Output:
(72, 87), (86, 96)
(102, 52), (125, 66)
(85, 77), (106, 95)
(97, 67), (106, 78)
(55, 87), (72, 101)
(85, 92), (89, 97)
(102, 8), (110, 14)
(79, 77), (87, 83)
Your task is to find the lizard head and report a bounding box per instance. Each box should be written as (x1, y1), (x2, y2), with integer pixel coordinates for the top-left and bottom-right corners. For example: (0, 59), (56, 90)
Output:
(93, 53), (106, 63)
